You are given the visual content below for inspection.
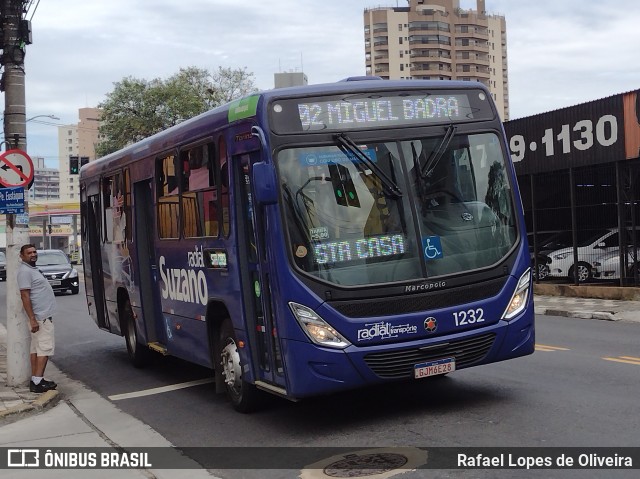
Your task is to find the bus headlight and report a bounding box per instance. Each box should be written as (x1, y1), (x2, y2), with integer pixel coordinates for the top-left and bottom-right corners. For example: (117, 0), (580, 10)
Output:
(502, 268), (531, 320)
(289, 302), (350, 349)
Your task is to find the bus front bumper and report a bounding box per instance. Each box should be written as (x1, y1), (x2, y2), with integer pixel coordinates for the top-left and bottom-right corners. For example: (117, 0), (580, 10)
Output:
(280, 309), (534, 399)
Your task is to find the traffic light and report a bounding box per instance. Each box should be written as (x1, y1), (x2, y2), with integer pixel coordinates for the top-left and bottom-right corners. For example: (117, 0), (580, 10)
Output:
(328, 163), (360, 207)
(80, 156), (90, 167)
(69, 156), (79, 175)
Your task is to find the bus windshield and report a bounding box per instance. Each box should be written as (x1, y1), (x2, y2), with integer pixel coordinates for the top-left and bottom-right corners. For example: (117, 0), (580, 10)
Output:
(277, 132), (516, 286)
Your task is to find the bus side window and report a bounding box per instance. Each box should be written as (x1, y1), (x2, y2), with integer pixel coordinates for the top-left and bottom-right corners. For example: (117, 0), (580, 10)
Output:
(102, 177), (114, 243)
(219, 137), (230, 238)
(103, 175), (125, 244)
(184, 144), (215, 191)
(157, 153), (180, 239)
(123, 169), (132, 242)
(182, 143), (219, 238)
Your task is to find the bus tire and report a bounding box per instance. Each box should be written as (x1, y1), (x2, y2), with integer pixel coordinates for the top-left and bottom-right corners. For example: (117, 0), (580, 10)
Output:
(123, 299), (150, 368)
(219, 318), (261, 413)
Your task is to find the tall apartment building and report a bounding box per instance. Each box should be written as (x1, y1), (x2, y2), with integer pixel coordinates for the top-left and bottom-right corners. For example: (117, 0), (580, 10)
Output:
(28, 156), (60, 201)
(57, 107), (101, 201)
(364, 0), (509, 119)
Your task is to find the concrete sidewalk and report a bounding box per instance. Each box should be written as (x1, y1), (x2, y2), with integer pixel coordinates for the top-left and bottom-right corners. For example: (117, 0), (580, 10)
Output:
(0, 292), (638, 477)
(533, 294), (640, 322)
(0, 323), (217, 478)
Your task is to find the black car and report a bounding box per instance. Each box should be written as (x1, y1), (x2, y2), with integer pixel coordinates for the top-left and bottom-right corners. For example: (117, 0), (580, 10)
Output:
(36, 249), (80, 294)
(0, 251), (6, 281)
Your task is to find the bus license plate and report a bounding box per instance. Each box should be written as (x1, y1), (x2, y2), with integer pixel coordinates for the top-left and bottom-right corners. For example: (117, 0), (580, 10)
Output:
(414, 357), (455, 379)
(48, 280), (61, 286)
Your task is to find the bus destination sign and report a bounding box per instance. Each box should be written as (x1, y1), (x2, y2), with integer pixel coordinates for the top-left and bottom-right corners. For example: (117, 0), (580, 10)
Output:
(271, 90), (492, 134)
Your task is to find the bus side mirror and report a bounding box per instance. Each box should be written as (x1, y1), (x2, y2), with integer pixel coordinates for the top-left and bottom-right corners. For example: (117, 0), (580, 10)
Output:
(252, 162), (278, 205)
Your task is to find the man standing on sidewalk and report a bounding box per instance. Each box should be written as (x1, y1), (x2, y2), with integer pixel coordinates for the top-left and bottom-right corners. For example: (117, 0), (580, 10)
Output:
(17, 244), (58, 393)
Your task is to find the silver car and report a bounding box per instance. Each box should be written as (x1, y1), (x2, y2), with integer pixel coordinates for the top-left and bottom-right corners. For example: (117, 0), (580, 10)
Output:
(592, 249), (640, 280)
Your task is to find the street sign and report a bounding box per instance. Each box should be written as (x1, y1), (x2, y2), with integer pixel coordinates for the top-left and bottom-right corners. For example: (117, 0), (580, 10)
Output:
(0, 149), (34, 188)
(16, 212), (30, 224)
(0, 186), (26, 214)
(50, 215), (73, 225)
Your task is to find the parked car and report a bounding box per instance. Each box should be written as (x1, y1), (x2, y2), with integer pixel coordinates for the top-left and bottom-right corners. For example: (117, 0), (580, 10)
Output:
(36, 249), (80, 294)
(592, 248), (640, 281)
(547, 228), (638, 283)
(528, 231), (575, 255)
(527, 231), (572, 281)
(0, 251), (6, 281)
(530, 252), (551, 280)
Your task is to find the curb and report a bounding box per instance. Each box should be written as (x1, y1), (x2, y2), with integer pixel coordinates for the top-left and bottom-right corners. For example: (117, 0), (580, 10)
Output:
(33, 389), (61, 409)
(0, 389), (61, 420)
(536, 307), (619, 321)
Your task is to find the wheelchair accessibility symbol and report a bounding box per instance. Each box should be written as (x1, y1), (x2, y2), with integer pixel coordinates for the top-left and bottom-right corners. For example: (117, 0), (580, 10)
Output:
(422, 236), (443, 260)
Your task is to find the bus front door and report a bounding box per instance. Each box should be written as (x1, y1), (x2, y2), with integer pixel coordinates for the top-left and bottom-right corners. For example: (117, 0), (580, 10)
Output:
(235, 153), (287, 394)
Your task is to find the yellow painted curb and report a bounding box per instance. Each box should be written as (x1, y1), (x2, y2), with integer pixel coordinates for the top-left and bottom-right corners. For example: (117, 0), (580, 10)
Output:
(0, 389), (61, 419)
(0, 402), (34, 419)
(32, 389), (60, 409)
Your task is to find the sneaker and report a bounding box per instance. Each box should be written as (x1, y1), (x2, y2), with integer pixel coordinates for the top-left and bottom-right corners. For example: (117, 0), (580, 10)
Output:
(29, 380), (56, 393)
(40, 379), (57, 390)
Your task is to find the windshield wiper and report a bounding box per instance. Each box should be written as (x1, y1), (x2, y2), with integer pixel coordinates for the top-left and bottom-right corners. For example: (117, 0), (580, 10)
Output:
(335, 133), (402, 198)
(421, 124), (457, 179)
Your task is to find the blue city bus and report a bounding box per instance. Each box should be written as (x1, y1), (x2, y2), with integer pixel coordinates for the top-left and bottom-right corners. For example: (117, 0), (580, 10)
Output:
(80, 79), (534, 412)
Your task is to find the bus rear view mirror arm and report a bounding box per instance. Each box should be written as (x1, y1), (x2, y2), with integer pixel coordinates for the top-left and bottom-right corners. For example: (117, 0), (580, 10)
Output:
(251, 126), (279, 205)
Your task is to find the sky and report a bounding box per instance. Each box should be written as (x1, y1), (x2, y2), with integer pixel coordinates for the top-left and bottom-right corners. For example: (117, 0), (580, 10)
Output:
(8, 0), (640, 169)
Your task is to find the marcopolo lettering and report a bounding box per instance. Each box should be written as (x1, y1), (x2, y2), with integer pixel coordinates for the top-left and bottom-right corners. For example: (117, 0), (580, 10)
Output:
(405, 281), (447, 293)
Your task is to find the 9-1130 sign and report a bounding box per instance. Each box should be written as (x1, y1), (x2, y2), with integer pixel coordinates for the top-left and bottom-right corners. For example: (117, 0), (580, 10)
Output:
(504, 89), (640, 175)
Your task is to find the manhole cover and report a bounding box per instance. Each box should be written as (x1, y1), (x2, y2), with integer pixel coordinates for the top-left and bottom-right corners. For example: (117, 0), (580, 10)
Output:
(323, 453), (409, 478)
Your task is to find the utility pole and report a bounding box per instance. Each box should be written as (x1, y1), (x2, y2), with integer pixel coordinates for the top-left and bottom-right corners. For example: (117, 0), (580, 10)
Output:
(2, 0), (31, 386)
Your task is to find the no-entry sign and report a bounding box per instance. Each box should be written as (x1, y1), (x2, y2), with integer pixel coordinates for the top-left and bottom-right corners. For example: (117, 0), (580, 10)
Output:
(0, 149), (34, 188)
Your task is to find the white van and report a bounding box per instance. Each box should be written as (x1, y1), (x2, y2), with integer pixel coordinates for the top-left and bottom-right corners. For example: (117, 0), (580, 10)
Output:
(547, 228), (637, 283)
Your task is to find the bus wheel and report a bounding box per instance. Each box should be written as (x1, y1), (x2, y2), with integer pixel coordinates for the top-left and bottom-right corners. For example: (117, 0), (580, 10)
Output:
(123, 300), (149, 368)
(219, 319), (260, 413)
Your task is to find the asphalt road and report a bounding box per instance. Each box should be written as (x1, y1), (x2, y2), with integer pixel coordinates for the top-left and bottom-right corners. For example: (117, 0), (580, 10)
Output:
(1, 281), (639, 478)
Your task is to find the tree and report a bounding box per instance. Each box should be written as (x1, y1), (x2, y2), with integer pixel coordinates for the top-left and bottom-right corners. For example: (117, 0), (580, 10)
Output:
(96, 66), (257, 157)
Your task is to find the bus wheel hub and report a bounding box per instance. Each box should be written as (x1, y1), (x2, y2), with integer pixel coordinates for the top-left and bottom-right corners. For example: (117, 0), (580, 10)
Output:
(221, 339), (241, 388)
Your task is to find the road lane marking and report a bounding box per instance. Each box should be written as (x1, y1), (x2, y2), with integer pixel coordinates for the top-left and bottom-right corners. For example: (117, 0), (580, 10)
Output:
(108, 378), (213, 401)
(535, 344), (570, 352)
(603, 356), (640, 366)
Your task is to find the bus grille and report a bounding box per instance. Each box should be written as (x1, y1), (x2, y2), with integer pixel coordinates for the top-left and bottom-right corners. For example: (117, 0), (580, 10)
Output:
(328, 277), (506, 318)
(363, 332), (496, 379)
